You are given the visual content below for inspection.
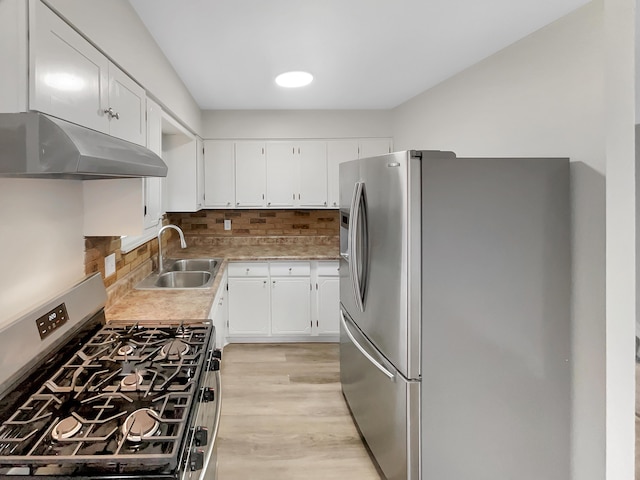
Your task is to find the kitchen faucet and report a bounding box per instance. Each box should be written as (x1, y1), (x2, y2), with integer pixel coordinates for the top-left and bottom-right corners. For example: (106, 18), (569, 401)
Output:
(157, 225), (187, 271)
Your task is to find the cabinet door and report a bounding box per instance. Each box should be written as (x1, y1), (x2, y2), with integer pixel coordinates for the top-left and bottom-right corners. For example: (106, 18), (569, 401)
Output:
(227, 277), (270, 335)
(204, 140), (235, 208)
(317, 276), (340, 334)
(359, 138), (392, 158)
(235, 141), (266, 207)
(108, 63), (146, 146)
(266, 142), (296, 207)
(143, 97), (163, 229)
(271, 277), (311, 335)
(298, 141), (327, 207)
(327, 140), (358, 208)
(30, 0), (109, 133)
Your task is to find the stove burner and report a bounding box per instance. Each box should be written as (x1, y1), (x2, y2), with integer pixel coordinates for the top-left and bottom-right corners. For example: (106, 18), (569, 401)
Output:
(160, 339), (190, 359)
(117, 344), (136, 356)
(122, 408), (160, 442)
(52, 416), (82, 441)
(120, 371), (143, 390)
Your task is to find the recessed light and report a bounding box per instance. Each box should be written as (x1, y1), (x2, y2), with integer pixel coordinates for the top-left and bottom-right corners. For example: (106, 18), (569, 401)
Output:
(275, 71), (313, 88)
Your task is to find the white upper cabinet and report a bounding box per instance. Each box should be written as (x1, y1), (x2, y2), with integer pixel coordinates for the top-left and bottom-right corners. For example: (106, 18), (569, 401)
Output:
(298, 141), (327, 207)
(266, 142), (296, 207)
(204, 140), (235, 208)
(107, 64), (146, 146)
(29, 0), (146, 146)
(266, 141), (327, 208)
(30, 0), (109, 134)
(143, 97), (163, 230)
(235, 141), (266, 207)
(327, 140), (359, 209)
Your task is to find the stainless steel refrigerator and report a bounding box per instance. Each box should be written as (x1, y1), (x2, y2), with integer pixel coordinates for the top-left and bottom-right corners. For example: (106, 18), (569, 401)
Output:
(339, 150), (571, 480)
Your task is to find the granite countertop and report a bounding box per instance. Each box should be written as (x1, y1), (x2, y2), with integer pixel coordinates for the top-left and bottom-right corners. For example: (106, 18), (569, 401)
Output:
(105, 243), (339, 323)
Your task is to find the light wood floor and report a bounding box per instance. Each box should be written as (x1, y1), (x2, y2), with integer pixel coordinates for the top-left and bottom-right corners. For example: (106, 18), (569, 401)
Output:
(215, 343), (382, 480)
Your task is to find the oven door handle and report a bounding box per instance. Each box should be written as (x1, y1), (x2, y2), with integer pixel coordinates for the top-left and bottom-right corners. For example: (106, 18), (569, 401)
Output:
(200, 369), (222, 479)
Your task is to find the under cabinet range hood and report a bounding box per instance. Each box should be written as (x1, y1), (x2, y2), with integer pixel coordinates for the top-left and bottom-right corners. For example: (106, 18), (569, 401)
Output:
(0, 112), (167, 179)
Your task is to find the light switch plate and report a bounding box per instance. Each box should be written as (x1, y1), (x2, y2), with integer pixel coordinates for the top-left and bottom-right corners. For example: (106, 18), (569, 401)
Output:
(105, 253), (116, 278)
(224, 219), (231, 230)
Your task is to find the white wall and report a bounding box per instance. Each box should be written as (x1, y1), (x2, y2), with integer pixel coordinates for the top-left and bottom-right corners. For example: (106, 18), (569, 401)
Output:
(392, 2), (607, 478)
(0, 179), (85, 326)
(45, 0), (202, 135)
(604, 0), (636, 478)
(202, 109), (392, 139)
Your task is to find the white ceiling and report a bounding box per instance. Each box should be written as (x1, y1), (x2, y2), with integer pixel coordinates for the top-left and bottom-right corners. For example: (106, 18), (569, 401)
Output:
(129, 0), (591, 111)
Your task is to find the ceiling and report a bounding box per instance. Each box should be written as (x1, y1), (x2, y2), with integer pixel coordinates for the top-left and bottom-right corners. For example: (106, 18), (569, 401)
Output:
(129, 0), (591, 111)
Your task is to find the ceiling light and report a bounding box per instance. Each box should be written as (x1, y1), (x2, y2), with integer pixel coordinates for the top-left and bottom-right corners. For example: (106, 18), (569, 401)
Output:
(275, 71), (313, 88)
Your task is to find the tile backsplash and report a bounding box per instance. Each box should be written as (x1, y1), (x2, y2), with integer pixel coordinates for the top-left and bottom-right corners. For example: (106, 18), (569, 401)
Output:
(167, 209), (339, 237)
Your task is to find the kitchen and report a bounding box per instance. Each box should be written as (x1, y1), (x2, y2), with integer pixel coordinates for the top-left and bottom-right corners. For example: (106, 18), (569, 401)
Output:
(0, 0), (634, 479)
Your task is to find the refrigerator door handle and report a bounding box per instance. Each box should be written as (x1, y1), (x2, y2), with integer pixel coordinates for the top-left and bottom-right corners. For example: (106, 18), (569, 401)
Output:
(351, 181), (368, 312)
(348, 182), (361, 310)
(340, 309), (395, 381)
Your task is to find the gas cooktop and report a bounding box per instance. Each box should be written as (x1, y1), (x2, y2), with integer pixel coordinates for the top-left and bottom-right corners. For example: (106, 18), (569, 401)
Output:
(0, 274), (221, 479)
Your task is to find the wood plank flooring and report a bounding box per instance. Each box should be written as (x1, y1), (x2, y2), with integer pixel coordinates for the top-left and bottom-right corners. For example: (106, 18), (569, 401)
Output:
(215, 343), (382, 480)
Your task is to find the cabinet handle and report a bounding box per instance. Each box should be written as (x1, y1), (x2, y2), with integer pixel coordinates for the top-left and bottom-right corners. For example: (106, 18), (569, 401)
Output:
(292, 147), (295, 154)
(268, 202), (271, 206)
(298, 193), (301, 200)
(103, 107), (120, 120)
(262, 194), (265, 200)
(226, 202), (231, 206)
(324, 201), (327, 206)
(263, 280), (267, 285)
(288, 267), (292, 272)
(272, 280), (276, 286)
(262, 148), (264, 154)
(292, 193), (295, 200)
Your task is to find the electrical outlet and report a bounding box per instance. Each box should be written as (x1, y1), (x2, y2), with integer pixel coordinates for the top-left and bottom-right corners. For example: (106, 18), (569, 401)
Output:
(105, 253), (116, 278)
(224, 219), (231, 230)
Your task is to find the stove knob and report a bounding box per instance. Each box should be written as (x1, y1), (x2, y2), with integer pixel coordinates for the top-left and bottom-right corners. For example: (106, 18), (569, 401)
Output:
(208, 358), (220, 371)
(190, 448), (204, 471)
(194, 426), (209, 447)
(201, 387), (215, 402)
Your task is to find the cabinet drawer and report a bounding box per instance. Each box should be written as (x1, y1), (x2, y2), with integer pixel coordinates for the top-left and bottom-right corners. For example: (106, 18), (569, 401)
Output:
(270, 261), (311, 276)
(316, 261), (340, 276)
(228, 262), (269, 277)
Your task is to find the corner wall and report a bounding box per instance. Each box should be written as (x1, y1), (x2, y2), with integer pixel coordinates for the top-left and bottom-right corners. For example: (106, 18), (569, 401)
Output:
(392, 2), (606, 478)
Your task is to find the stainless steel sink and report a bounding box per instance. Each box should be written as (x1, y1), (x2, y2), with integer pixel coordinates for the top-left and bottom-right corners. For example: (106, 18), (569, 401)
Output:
(154, 271), (212, 288)
(135, 257), (222, 290)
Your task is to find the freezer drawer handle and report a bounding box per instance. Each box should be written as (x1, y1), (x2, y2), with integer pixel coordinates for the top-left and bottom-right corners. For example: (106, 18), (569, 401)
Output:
(340, 310), (395, 381)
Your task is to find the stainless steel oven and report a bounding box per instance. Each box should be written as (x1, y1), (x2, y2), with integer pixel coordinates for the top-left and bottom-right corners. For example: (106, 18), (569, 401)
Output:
(0, 273), (222, 479)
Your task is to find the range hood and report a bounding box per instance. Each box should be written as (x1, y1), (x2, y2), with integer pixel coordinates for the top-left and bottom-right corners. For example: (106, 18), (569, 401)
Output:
(0, 112), (167, 179)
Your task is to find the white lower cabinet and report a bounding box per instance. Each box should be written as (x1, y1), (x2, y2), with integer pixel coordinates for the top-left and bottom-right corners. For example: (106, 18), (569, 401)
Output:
(227, 277), (270, 336)
(315, 261), (340, 334)
(226, 262), (270, 336)
(225, 260), (338, 342)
